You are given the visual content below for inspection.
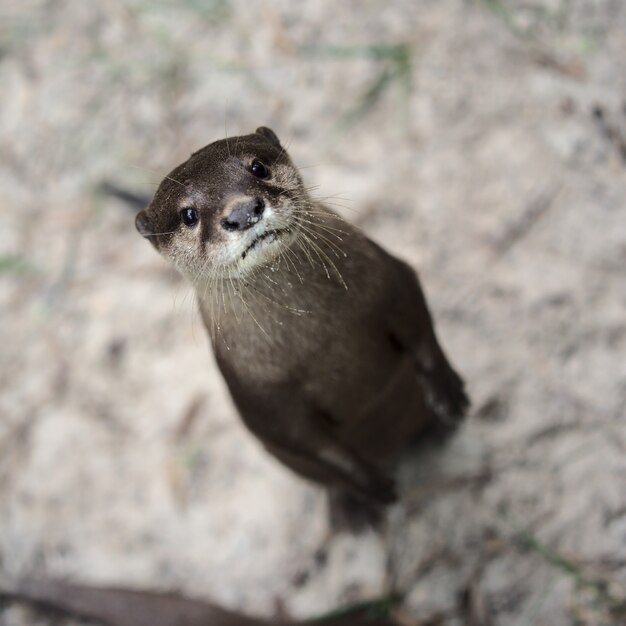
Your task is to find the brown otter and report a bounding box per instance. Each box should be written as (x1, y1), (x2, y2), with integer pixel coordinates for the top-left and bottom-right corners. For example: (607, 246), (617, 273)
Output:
(135, 127), (468, 524)
(0, 577), (398, 626)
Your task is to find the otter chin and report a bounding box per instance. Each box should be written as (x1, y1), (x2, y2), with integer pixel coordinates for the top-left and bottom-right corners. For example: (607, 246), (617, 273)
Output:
(136, 126), (469, 530)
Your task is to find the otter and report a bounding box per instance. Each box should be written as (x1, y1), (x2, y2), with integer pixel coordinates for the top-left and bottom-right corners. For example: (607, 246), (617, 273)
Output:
(0, 577), (398, 626)
(135, 127), (468, 525)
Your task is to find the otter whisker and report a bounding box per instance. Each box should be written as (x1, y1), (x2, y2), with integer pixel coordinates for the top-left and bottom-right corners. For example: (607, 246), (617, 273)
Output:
(236, 281), (271, 340)
(296, 216), (348, 237)
(249, 274), (309, 315)
(142, 230), (178, 237)
(227, 272), (242, 325)
(163, 175), (186, 188)
(292, 214), (348, 243)
(308, 194), (359, 215)
(286, 202), (349, 228)
(206, 265), (219, 344)
(298, 231), (331, 280)
(299, 230), (348, 290)
(206, 259), (227, 344)
(288, 199), (351, 225)
(272, 250), (310, 311)
(197, 253), (215, 305)
(126, 164), (186, 189)
(282, 246), (305, 285)
(271, 134), (295, 167)
(294, 234), (316, 271)
(292, 219), (348, 260)
(224, 118), (231, 158)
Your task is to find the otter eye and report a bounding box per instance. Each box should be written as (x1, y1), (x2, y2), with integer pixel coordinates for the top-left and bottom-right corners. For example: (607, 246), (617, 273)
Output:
(250, 159), (269, 179)
(180, 207), (199, 227)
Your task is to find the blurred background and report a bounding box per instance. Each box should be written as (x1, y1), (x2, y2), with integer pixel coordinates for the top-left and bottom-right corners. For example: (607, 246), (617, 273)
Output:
(1, 1), (625, 624)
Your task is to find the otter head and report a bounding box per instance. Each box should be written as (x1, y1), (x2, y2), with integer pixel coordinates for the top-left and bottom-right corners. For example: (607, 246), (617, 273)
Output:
(135, 127), (306, 283)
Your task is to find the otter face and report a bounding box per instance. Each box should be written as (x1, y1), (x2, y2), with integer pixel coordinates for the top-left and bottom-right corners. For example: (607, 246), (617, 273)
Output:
(135, 127), (305, 282)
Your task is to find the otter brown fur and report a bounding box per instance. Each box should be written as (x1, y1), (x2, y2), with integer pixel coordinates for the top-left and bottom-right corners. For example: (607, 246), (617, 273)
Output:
(135, 127), (468, 521)
(0, 578), (398, 626)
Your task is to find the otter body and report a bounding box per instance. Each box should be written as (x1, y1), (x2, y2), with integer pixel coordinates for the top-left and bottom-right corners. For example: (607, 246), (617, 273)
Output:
(136, 128), (468, 514)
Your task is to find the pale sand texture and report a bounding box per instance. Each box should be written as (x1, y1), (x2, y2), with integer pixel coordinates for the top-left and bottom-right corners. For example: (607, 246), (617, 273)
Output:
(1, 2), (625, 624)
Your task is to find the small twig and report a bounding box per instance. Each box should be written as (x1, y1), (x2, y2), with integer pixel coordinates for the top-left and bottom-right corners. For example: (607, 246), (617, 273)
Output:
(492, 184), (561, 259)
(172, 393), (207, 442)
(512, 527), (626, 612)
(310, 593), (403, 622)
(459, 575), (494, 626)
(99, 181), (152, 211)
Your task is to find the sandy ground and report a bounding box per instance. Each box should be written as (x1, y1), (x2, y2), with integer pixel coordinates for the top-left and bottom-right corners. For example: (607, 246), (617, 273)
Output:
(1, 1), (625, 624)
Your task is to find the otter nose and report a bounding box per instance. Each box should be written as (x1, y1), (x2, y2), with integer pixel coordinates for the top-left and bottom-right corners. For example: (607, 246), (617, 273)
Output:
(222, 198), (265, 232)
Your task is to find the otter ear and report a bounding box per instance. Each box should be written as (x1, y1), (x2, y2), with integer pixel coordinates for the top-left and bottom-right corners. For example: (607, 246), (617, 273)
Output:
(135, 210), (153, 237)
(255, 126), (281, 147)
